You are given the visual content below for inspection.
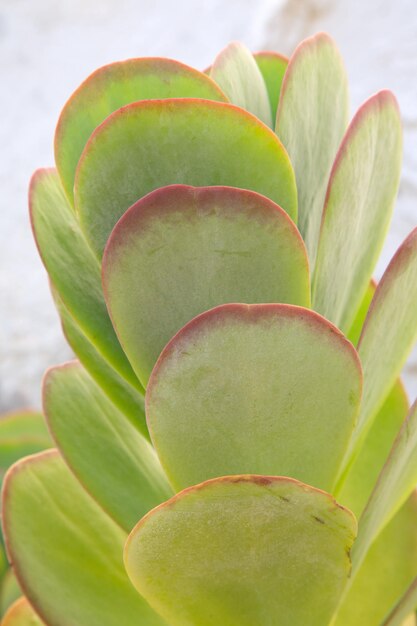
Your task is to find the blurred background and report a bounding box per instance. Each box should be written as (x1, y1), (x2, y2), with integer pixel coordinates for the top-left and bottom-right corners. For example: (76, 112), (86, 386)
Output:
(1, 0), (417, 410)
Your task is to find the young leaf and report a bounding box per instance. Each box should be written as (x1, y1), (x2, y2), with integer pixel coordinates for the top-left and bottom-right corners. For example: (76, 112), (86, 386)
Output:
(30, 168), (142, 391)
(351, 400), (417, 573)
(334, 495), (417, 626)
(338, 380), (408, 518)
(210, 42), (273, 126)
(254, 51), (288, 120)
(43, 363), (173, 532)
(125, 475), (356, 626)
(53, 290), (148, 435)
(383, 578), (417, 625)
(347, 280), (376, 347)
(343, 227), (417, 470)
(146, 303), (362, 492)
(75, 98), (297, 258)
(276, 32), (349, 266)
(2, 598), (44, 625)
(312, 91), (402, 333)
(103, 185), (310, 386)
(55, 58), (228, 202)
(2, 451), (165, 626)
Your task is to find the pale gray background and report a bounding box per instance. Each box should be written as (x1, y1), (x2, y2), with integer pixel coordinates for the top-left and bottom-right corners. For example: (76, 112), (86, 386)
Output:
(1, 0), (417, 410)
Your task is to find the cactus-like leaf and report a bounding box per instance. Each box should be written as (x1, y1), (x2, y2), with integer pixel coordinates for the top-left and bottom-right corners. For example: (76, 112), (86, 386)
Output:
(75, 99), (297, 257)
(146, 303), (362, 491)
(55, 58), (228, 202)
(2, 451), (165, 626)
(43, 363), (173, 531)
(103, 185), (309, 385)
(276, 32), (349, 265)
(312, 91), (402, 333)
(125, 475), (356, 626)
(210, 42), (273, 126)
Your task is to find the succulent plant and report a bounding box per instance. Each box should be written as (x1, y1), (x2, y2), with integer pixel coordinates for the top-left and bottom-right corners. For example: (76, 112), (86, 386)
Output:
(2, 32), (417, 626)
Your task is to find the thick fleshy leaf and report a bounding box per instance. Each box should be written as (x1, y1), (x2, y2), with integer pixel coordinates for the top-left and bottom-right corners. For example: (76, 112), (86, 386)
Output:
(352, 399), (417, 573)
(55, 58), (228, 202)
(2, 451), (165, 626)
(210, 42), (272, 126)
(43, 363), (173, 532)
(146, 303), (362, 492)
(103, 185), (310, 385)
(342, 227), (417, 471)
(53, 290), (147, 434)
(125, 475), (356, 626)
(30, 168), (142, 390)
(338, 380), (408, 518)
(347, 280), (376, 346)
(0, 412), (51, 486)
(0, 569), (21, 616)
(254, 51), (288, 120)
(312, 91), (402, 332)
(75, 98), (297, 257)
(2, 598), (43, 625)
(276, 32), (349, 265)
(383, 580), (417, 625)
(334, 494), (417, 626)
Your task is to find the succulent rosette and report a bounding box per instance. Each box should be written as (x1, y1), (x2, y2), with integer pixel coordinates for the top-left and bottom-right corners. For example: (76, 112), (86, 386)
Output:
(2, 33), (417, 626)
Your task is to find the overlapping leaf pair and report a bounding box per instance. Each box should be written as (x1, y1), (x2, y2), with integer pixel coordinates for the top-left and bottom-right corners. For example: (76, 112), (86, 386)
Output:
(2, 33), (417, 626)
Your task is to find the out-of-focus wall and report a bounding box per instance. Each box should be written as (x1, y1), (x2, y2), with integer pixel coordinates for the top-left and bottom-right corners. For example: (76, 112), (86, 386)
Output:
(1, 0), (417, 409)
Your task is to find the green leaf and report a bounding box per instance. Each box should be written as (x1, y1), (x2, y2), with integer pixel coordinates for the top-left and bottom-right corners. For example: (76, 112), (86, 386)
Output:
(276, 32), (349, 266)
(254, 51), (288, 120)
(103, 185), (310, 386)
(334, 495), (417, 626)
(0, 569), (21, 617)
(55, 58), (228, 203)
(383, 579), (417, 625)
(146, 303), (362, 492)
(342, 227), (417, 473)
(53, 290), (148, 435)
(0, 412), (51, 487)
(125, 475), (357, 626)
(30, 168), (142, 391)
(338, 380), (408, 518)
(210, 42), (272, 126)
(43, 363), (173, 532)
(75, 98), (297, 258)
(2, 598), (44, 625)
(351, 399), (417, 573)
(2, 450), (165, 626)
(312, 91), (402, 333)
(347, 280), (376, 347)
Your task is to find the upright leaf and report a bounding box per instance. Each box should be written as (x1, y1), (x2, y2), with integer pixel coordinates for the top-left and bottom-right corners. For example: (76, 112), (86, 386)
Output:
(352, 400), (417, 573)
(312, 91), (402, 332)
(125, 476), (356, 626)
(43, 363), (173, 531)
(30, 168), (141, 390)
(334, 495), (417, 626)
(210, 42), (272, 126)
(103, 185), (309, 385)
(53, 291), (147, 434)
(254, 51), (288, 119)
(147, 303), (362, 492)
(55, 58), (228, 202)
(75, 98), (297, 257)
(342, 227), (417, 470)
(2, 451), (165, 626)
(276, 32), (349, 266)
